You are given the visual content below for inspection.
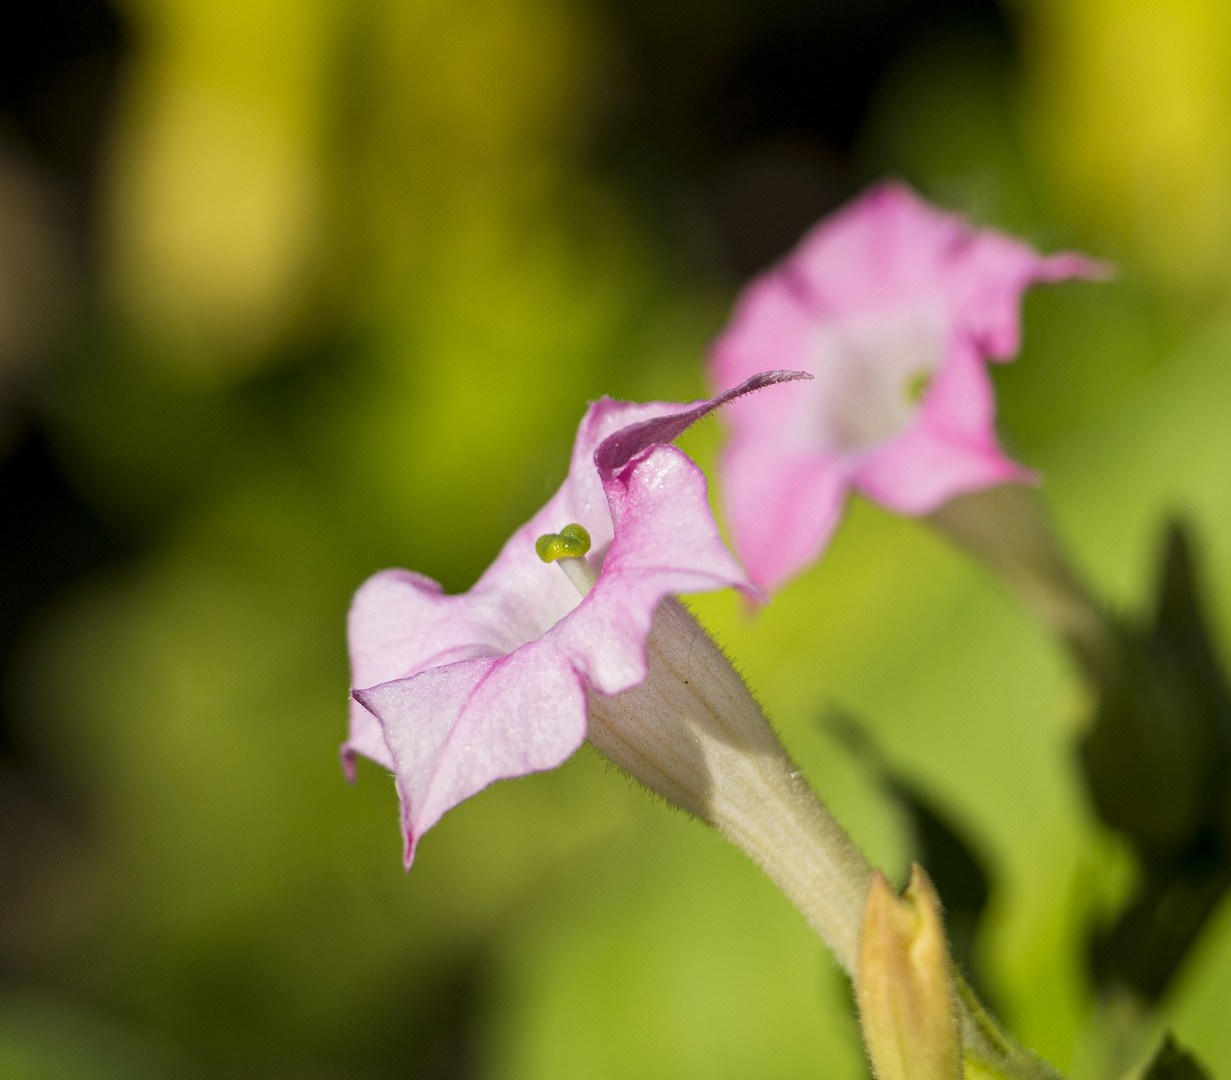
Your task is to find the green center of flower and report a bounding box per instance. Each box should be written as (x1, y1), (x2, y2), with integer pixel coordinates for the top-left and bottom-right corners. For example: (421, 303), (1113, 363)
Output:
(818, 311), (944, 451)
(536, 523), (596, 597)
(904, 369), (932, 404)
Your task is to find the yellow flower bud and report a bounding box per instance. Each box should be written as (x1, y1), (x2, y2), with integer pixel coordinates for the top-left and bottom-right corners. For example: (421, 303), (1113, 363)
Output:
(857, 864), (962, 1080)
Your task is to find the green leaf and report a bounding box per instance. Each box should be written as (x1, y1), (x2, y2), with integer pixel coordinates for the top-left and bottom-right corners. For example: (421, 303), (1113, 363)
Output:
(1136, 1032), (1213, 1080)
(956, 976), (1066, 1080)
(1079, 522), (1231, 1001)
(825, 708), (993, 997)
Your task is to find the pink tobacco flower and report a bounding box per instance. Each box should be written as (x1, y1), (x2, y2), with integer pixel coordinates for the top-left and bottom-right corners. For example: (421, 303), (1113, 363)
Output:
(345, 371), (806, 866)
(709, 181), (1107, 592)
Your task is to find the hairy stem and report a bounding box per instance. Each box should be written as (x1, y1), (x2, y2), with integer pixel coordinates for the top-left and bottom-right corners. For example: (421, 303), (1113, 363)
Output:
(587, 596), (872, 973)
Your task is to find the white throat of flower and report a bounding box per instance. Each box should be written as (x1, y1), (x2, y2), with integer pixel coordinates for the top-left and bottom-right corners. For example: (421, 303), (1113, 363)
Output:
(536, 523), (598, 596)
(814, 308), (946, 453)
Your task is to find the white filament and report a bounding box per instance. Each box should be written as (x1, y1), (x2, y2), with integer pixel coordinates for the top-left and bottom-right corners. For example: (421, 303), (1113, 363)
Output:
(555, 555), (597, 597)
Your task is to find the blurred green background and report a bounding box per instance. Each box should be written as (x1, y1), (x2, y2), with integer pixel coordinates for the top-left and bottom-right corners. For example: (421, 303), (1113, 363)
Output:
(3, 0), (1231, 1077)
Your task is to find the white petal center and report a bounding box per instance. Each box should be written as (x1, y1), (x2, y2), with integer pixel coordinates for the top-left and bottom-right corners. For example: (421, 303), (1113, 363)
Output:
(812, 307), (947, 453)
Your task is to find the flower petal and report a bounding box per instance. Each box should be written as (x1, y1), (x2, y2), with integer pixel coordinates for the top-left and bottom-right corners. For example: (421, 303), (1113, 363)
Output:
(566, 372), (812, 670)
(345, 569), (503, 776)
(344, 395), (709, 776)
(853, 342), (1034, 513)
(854, 427), (1031, 515)
(720, 438), (849, 593)
(786, 181), (968, 316)
(597, 370), (813, 473)
(355, 641), (588, 867)
(941, 235), (1110, 362)
(477, 393), (724, 590)
(358, 431), (762, 858)
(561, 444), (759, 692)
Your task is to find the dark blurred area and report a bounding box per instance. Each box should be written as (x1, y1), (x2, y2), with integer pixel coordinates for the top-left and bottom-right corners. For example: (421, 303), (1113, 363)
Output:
(0, 0), (125, 429)
(0, 0), (128, 762)
(0, 0), (124, 182)
(1082, 524), (1231, 1004)
(0, 0), (128, 874)
(598, 0), (1008, 276)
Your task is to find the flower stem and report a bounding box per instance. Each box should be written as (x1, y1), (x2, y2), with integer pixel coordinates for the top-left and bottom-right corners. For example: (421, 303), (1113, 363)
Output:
(928, 484), (1115, 680)
(587, 596), (872, 973)
(587, 596), (1063, 1078)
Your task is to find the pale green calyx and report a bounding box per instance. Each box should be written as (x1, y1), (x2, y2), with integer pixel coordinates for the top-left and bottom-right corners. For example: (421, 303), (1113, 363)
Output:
(535, 523), (592, 563)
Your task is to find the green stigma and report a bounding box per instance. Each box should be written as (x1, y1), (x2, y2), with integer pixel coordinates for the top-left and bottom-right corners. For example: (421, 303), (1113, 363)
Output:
(904, 370), (933, 404)
(535, 523), (592, 563)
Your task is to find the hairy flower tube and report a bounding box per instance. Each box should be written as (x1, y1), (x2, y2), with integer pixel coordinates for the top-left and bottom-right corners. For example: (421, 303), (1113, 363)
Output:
(708, 181), (1107, 592)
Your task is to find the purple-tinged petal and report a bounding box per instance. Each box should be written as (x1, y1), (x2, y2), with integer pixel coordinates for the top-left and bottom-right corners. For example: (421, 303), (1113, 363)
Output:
(555, 372), (809, 696)
(353, 438), (748, 863)
(720, 439), (849, 593)
(345, 569), (506, 776)
(354, 658), (495, 862)
(344, 393), (705, 777)
(594, 370), (812, 473)
(422, 639), (587, 817)
(709, 275), (821, 424)
(709, 297), (830, 508)
(423, 397), (714, 654)
(342, 401), (625, 786)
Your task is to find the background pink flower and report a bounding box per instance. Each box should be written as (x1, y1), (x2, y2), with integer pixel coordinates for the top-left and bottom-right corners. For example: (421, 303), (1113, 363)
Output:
(709, 181), (1108, 592)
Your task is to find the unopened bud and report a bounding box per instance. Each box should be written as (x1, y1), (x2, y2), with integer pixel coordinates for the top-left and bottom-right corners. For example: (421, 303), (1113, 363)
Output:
(857, 864), (961, 1080)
